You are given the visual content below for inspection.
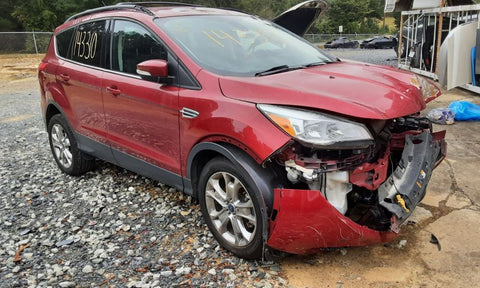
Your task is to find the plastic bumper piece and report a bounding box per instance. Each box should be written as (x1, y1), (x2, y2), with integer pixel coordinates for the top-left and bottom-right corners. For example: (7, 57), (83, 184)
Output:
(378, 131), (445, 227)
(267, 188), (397, 255)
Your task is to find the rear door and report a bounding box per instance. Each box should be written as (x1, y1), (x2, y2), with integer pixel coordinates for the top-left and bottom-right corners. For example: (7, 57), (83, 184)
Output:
(102, 19), (182, 182)
(56, 20), (109, 143)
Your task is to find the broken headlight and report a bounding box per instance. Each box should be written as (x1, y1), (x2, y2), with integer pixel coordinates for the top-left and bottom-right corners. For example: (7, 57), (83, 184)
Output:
(257, 104), (373, 148)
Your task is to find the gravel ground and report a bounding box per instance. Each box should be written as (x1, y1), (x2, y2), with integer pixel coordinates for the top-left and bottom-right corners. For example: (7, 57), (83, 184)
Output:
(0, 83), (284, 287)
(325, 48), (398, 66)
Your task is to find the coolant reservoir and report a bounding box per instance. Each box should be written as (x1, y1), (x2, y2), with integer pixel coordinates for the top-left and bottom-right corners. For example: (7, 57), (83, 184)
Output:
(325, 171), (352, 214)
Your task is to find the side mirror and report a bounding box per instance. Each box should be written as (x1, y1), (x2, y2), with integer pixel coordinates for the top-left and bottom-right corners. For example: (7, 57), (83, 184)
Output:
(136, 59), (174, 84)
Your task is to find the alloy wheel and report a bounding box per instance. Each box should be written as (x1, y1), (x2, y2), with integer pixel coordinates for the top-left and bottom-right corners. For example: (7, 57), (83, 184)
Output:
(204, 171), (257, 247)
(50, 123), (73, 169)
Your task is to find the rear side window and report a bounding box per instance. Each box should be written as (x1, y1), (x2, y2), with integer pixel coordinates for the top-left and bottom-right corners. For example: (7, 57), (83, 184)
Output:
(71, 20), (107, 67)
(56, 28), (75, 58)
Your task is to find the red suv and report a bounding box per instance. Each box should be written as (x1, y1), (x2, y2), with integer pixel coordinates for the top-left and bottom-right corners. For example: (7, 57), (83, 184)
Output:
(39, 2), (446, 259)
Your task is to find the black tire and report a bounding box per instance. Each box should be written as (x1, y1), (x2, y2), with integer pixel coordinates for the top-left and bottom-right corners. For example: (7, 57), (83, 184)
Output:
(47, 114), (95, 176)
(198, 156), (265, 259)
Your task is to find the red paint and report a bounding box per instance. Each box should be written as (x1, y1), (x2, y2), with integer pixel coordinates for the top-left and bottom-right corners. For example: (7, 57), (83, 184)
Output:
(137, 59), (168, 77)
(177, 69), (291, 176)
(267, 189), (397, 254)
(219, 61), (428, 120)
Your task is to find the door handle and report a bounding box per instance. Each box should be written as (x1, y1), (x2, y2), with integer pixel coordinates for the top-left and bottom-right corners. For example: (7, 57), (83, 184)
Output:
(106, 86), (121, 96)
(59, 74), (70, 82)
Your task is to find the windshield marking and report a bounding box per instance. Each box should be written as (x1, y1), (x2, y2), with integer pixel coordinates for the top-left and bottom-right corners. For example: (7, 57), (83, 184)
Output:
(203, 30), (242, 48)
(202, 31), (225, 47)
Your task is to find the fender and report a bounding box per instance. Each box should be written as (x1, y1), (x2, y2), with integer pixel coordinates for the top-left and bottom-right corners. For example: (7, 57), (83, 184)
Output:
(45, 82), (76, 127)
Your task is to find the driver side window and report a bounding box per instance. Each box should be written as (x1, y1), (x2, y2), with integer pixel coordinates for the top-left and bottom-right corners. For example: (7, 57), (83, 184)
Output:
(111, 20), (167, 75)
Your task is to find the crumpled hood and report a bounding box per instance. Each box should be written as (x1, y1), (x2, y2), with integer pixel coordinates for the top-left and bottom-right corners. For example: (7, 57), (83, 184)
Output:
(219, 61), (427, 120)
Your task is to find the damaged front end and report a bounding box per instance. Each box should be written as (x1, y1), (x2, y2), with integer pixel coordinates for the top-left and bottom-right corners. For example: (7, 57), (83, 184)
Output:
(260, 105), (446, 254)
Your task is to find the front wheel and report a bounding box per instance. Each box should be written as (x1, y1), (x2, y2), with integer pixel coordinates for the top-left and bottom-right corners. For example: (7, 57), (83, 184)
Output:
(198, 157), (265, 259)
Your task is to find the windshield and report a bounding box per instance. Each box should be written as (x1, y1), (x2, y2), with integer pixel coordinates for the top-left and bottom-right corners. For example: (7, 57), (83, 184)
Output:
(155, 15), (335, 77)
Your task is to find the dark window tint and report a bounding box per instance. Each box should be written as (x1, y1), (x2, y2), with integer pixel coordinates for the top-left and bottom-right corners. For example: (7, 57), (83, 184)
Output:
(112, 20), (167, 75)
(71, 20), (107, 67)
(56, 28), (75, 58)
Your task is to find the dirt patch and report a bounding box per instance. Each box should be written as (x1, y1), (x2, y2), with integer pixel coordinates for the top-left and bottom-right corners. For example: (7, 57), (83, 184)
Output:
(0, 54), (44, 94)
(280, 226), (427, 288)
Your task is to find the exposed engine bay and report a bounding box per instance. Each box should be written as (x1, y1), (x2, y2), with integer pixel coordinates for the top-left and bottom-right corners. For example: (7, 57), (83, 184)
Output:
(274, 114), (446, 232)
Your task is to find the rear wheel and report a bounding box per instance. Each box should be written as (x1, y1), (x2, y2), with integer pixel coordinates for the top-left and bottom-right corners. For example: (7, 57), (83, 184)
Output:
(48, 114), (94, 175)
(198, 157), (264, 259)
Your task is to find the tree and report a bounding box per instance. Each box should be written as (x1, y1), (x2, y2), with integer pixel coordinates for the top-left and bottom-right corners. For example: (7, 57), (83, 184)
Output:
(11, 0), (117, 31)
(0, 0), (22, 31)
(8, 0), (388, 33)
(311, 0), (387, 34)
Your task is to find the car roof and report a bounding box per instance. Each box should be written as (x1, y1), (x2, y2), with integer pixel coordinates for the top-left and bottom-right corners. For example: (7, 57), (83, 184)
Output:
(65, 3), (245, 23)
(149, 6), (246, 17)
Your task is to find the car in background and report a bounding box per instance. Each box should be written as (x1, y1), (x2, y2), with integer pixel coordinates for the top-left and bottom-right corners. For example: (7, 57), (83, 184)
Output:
(324, 37), (359, 48)
(360, 35), (397, 49)
(39, 1), (446, 260)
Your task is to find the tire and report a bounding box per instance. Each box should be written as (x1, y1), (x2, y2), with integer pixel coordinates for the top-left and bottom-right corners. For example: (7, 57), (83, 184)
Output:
(198, 156), (265, 259)
(48, 114), (95, 176)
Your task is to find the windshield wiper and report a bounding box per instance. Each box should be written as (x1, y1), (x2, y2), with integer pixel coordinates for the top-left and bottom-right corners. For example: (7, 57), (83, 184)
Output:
(305, 62), (327, 68)
(255, 65), (302, 77)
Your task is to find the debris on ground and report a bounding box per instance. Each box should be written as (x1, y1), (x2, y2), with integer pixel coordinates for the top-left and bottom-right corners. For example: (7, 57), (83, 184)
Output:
(427, 108), (455, 124)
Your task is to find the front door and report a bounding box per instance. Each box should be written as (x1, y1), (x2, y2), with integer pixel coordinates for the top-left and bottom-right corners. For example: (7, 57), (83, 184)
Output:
(102, 19), (181, 185)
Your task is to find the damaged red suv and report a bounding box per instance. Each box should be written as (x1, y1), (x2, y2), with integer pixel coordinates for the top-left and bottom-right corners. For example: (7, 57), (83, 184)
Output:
(39, 2), (446, 259)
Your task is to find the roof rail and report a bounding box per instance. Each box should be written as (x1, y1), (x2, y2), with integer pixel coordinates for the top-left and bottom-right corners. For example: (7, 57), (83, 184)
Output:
(65, 4), (155, 23)
(116, 2), (202, 7)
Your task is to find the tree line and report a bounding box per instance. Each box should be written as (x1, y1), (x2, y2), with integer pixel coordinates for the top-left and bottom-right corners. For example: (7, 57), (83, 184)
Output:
(1, 0), (390, 34)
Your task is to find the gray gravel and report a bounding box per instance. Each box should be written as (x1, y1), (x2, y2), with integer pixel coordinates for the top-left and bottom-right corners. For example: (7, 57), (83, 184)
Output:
(325, 48), (398, 67)
(0, 88), (284, 287)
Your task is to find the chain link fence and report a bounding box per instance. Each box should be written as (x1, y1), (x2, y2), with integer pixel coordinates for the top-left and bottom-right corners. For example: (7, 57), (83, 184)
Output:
(0, 32), (386, 54)
(0, 32), (53, 54)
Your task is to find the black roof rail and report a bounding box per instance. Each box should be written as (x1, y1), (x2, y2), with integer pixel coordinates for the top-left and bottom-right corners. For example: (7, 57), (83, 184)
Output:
(116, 2), (202, 7)
(65, 4), (155, 23)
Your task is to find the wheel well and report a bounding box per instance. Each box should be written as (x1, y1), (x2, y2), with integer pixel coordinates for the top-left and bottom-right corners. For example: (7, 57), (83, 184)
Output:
(188, 142), (278, 213)
(189, 148), (224, 198)
(45, 104), (61, 126)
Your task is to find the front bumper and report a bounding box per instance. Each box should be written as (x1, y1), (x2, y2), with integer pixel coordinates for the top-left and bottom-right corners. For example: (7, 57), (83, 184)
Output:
(266, 130), (446, 254)
(267, 188), (398, 254)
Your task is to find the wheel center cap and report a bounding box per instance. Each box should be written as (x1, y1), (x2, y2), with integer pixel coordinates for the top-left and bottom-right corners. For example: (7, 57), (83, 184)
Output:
(227, 204), (235, 213)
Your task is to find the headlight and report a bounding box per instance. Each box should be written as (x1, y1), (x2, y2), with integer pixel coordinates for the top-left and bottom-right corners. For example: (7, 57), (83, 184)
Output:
(257, 104), (373, 148)
(411, 75), (441, 103)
